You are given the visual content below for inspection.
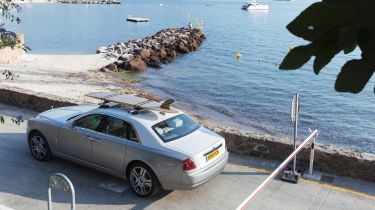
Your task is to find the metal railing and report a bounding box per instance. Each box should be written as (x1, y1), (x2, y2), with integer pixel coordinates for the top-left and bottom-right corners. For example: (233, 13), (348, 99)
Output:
(236, 129), (319, 210)
(48, 173), (76, 210)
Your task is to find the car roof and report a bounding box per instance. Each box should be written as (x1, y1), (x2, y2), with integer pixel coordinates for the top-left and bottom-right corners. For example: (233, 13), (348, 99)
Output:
(91, 105), (184, 127)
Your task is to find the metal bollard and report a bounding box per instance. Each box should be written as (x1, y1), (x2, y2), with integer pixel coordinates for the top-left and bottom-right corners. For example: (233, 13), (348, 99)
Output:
(48, 173), (76, 210)
(309, 139), (315, 174)
(308, 129), (318, 175)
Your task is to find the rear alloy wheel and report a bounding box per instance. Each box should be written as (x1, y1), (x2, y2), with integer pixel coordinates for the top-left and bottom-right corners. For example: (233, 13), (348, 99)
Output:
(28, 131), (52, 161)
(127, 163), (160, 197)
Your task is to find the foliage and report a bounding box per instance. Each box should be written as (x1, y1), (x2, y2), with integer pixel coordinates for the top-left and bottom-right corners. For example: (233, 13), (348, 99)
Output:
(279, 0), (375, 94)
(0, 114), (24, 125)
(0, 70), (22, 124)
(2, 69), (19, 80)
(0, 1), (25, 125)
(0, 0), (27, 50)
(0, 0), (22, 23)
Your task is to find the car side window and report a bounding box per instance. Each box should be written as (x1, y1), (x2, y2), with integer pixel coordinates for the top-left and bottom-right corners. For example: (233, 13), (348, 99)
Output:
(128, 125), (139, 142)
(74, 114), (105, 132)
(104, 117), (127, 138)
(104, 117), (139, 142)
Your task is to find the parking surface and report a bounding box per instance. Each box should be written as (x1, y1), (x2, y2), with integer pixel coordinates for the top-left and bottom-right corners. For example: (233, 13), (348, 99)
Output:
(0, 104), (374, 210)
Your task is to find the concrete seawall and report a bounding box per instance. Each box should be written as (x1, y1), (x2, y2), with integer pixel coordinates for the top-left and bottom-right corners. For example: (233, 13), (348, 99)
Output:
(211, 127), (375, 182)
(1, 87), (374, 182)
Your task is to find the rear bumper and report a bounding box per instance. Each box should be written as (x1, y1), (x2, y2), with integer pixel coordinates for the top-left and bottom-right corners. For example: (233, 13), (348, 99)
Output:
(168, 150), (229, 190)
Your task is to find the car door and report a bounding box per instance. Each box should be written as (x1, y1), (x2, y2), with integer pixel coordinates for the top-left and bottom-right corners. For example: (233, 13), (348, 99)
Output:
(91, 116), (139, 173)
(57, 114), (106, 162)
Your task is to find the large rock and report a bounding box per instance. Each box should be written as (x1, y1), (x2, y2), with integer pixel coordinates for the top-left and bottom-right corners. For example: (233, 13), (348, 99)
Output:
(159, 47), (167, 59)
(105, 63), (118, 72)
(119, 54), (134, 61)
(96, 47), (108, 54)
(177, 42), (190, 54)
(169, 50), (177, 59)
(149, 61), (161, 69)
(128, 57), (147, 71)
(140, 49), (151, 59)
(192, 40), (200, 51)
(150, 56), (160, 63)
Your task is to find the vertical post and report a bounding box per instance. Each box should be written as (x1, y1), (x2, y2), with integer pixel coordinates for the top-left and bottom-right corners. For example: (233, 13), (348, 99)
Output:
(291, 94), (300, 173)
(48, 186), (52, 210)
(71, 185), (76, 210)
(293, 110), (298, 173)
(282, 94), (302, 183)
(309, 137), (315, 175)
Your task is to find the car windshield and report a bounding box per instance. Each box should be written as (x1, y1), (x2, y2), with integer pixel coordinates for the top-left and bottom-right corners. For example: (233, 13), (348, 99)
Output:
(152, 114), (200, 143)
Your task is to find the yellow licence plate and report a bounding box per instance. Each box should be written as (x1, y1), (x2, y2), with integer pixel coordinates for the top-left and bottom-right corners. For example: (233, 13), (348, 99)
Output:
(206, 149), (219, 162)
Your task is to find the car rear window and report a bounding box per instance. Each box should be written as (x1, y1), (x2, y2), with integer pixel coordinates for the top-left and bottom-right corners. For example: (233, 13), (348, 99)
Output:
(152, 114), (200, 143)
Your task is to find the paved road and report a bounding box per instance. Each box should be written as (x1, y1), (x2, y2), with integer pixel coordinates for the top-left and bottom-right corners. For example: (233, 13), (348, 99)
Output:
(0, 104), (374, 210)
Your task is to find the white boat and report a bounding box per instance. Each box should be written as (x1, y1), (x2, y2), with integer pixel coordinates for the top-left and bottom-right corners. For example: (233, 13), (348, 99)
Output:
(242, 0), (269, 10)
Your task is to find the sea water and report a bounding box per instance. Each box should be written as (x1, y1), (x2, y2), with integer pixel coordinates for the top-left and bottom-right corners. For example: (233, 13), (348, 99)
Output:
(6, 0), (375, 153)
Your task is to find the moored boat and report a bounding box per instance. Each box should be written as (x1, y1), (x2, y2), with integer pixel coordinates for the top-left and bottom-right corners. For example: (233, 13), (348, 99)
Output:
(242, 0), (269, 10)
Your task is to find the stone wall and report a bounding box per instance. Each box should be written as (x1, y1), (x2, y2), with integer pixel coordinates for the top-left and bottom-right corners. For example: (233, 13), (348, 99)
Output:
(0, 33), (26, 64)
(0, 87), (77, 112)
(212, 127), (375, 182)
(0, 87), (374, 182)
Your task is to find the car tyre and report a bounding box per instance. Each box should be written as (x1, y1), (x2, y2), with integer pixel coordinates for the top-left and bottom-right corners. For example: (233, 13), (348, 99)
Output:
(127, 162), (161, 197)
(28, 131), (52, 161)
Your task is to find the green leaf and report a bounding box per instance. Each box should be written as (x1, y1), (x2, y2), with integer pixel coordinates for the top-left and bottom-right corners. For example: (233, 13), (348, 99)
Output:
(287, 2), (354, 42)
(335, 59), (375, 93)
(357, 27), (375, 59)
(338, 27), (358, 54)
(312, 34), (341, 74)
(279, 45), (313, 70)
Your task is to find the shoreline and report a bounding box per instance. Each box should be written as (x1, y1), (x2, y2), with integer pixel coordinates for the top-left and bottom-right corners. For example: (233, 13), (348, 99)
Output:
(0, 82), (374, 182)
(0, 53), (373, 154)
(12, 0), (57, 4)
(0, 53), (374, 182)
(0, 53), (216, 126)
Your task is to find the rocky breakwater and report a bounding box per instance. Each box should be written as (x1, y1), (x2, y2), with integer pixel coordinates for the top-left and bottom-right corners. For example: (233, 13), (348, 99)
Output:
(97, 27), (205, 72)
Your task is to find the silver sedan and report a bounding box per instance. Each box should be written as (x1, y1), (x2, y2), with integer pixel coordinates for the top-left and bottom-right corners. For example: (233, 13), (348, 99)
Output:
(27, 104), (228, 197)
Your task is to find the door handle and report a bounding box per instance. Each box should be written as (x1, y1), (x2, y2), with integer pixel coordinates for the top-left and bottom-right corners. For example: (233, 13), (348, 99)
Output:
(85, 136), (102, 143)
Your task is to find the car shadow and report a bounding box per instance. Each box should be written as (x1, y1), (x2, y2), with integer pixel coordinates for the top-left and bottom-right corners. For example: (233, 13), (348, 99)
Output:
(0, 132), (170, 209)
(220, 171), (268, 176)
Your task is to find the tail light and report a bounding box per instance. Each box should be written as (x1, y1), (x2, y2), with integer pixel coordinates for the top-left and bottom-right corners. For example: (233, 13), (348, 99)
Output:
(183, 158), (196, 171)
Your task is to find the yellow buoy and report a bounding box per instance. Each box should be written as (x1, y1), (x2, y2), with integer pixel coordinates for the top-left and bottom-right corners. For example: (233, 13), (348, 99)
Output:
(236, 52), (241, 60)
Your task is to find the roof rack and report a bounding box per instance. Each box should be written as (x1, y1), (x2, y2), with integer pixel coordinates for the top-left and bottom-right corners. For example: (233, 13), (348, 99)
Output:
(86, 92), (177, 113)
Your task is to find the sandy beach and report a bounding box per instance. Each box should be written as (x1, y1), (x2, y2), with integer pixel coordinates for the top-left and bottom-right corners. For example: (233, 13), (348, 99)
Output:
(0, 54), (141, 103)
(12, 0), (57, 4)
(0, 53), (219, 126)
